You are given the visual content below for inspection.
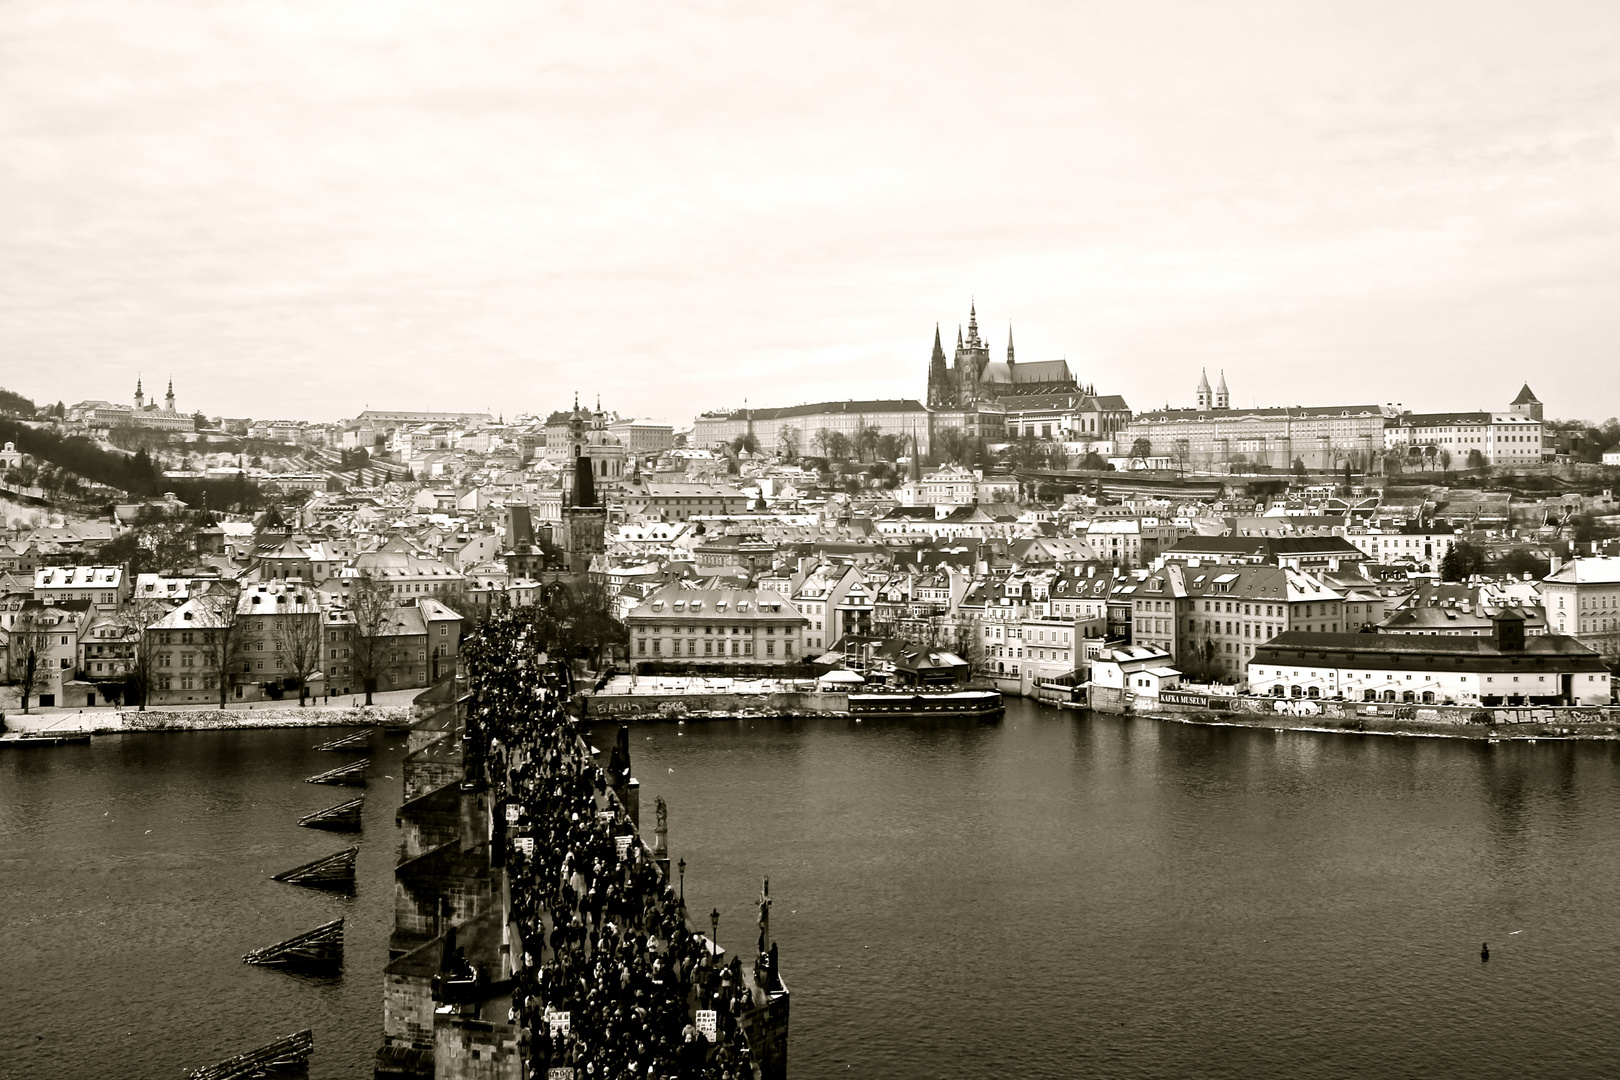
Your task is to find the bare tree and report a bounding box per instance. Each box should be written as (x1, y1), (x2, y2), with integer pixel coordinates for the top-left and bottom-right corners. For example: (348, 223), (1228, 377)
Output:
(777, 426), (800, 462)
(348, 569), (404, 705)
(1171, 438), (1191, 478)
(812, 428), (851, 463)
(934, 427), (970, 466)
(195, 584), (248, 709)
(120, 596), (173, 712)
(853, 423), (882, 463)
(8, 608), (53, 714)
(274, 591), (326, 706)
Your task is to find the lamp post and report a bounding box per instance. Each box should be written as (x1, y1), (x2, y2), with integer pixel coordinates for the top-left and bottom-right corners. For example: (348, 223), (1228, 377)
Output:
(678, 858), (686, 907)
(710, 908), (720, 953)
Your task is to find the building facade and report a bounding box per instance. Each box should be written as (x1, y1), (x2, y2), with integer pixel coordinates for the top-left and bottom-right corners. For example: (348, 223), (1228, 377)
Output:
(626, 585), (808, 668)
(1540, 556), (1620, 659)
(32, 566), (129, 609)
(1130, 563), (1349, 681)
(1248, 619), (1609, 706)
(1385, 409), (1546, 467)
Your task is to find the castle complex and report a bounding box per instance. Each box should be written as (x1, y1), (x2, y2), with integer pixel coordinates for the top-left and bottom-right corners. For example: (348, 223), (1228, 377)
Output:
(694, 304), (1130, 456)
(1119, 371), (1547, 472)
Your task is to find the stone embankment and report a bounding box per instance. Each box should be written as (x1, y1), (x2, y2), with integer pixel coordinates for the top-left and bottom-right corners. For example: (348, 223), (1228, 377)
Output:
(1, 704), (413, 737)
(1088, 684), (1620, 741)
(583, 690), (849, 720)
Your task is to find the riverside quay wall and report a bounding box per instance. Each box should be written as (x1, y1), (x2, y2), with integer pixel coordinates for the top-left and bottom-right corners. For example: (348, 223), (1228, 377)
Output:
(1, 704), (413, 736)
(1089, 684), (1620, 739)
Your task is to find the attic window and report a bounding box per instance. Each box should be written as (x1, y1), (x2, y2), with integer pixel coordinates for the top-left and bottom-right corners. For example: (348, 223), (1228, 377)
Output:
(736, 601), (749, 612)
(252, 596), (262, 604)
(651, 601), (664, 611)
(672, 601), (685, 611)
(716, 601), (728, 611)
(690, 601), (702, 611)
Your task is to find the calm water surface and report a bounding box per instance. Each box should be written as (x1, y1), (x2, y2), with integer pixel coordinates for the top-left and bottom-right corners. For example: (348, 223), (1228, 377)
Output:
(5, 704), (1620, 1079)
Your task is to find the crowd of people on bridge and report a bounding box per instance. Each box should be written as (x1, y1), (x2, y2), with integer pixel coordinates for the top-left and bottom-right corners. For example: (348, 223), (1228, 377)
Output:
(459, 612), (774, 1079)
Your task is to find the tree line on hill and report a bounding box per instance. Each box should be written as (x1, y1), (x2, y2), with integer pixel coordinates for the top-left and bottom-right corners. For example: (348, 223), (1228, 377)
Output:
(0, 416), (161, 496)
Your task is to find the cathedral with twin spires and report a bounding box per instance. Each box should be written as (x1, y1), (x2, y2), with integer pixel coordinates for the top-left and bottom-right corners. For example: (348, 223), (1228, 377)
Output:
(926, 302), (1092, 409)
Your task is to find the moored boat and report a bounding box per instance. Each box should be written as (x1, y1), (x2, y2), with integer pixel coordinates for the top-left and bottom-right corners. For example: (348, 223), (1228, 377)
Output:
(846, 688), (1003, 719)
(0, 731), (92, 747)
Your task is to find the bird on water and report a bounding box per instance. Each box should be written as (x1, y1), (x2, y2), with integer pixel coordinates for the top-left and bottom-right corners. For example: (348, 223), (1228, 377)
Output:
(1481, 942), (1490, 962)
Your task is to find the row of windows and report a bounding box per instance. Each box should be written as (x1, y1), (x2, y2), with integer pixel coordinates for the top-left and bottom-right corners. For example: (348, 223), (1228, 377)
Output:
(1254, 667), (1595, 687)
(636, 624), (782, 635)
(636, 639), (795, 657)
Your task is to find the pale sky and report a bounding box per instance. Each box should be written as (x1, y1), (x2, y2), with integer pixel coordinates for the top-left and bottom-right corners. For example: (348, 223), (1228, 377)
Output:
(3, 1), (1618, 425)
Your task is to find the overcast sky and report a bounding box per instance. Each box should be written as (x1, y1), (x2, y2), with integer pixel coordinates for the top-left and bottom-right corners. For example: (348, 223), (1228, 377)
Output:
(3, 0), (1618, 426)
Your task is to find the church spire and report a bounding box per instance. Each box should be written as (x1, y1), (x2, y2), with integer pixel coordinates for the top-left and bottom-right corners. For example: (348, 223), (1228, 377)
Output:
(966, 301), (980, 347)
(927, 323), (954, 409)
(1006, 324), (1015, 365)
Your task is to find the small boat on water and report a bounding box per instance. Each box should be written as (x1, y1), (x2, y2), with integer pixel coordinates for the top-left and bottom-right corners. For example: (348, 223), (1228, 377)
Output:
(0, 731), (92, 747)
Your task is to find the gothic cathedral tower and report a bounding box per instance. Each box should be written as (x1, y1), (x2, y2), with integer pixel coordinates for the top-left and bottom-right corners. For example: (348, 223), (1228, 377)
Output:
(560, 393), (606, 574)
(926, 325), (954, 407)
(954, 302), (989, 406)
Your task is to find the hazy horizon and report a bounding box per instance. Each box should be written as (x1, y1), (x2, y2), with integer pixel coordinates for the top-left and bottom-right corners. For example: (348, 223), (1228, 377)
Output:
(4, 1), (1618, 426)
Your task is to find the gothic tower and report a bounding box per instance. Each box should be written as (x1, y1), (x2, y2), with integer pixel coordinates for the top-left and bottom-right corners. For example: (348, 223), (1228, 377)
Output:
(1006, 324), (1015, 369)
(926, 325), (954, 407)
(954, 302), (990, 406)
(1196, 369), (1212, 411)
(1214, 370), (1229, 411)
(561, 392), (606, 573)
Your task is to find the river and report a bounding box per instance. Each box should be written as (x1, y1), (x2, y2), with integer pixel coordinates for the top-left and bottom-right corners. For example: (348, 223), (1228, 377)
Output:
(4, 702), (1620, 1078)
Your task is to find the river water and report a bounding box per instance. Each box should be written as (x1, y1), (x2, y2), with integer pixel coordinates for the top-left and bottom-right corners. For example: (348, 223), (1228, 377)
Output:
(5, 703), (1620, 1079)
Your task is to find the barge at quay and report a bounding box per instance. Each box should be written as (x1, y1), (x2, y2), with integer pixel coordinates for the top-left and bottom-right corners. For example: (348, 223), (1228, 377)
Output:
(846, 688), (1003, 720)
(583, 673), (1003, 722)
